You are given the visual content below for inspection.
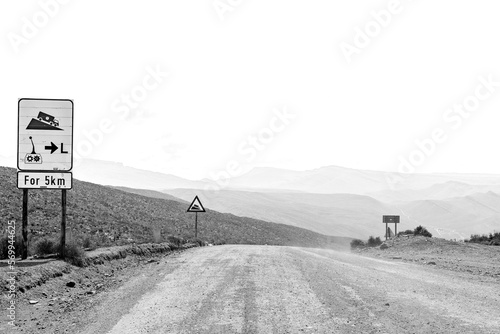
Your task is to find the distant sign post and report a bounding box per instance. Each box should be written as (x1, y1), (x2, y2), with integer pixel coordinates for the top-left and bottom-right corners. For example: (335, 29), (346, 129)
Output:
(187, 196), (206, 238)
(17, 98), (74, 259)
(383, 215), (400, 240)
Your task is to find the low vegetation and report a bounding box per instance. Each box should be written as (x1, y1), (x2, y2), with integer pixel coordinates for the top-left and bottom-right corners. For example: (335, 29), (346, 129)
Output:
(351, 236), (382, 249)
(413, 225), (432, 238)
(350, 239), (365, 249)
(63, 242), (86, 266)
(397, 225), (432, 238)
(352, 225), (433, 250)
(34, 237), (58, 256)
(397, 229), (414, 236)
(367, 236), (383, 247)
(466, 231), (500, 246)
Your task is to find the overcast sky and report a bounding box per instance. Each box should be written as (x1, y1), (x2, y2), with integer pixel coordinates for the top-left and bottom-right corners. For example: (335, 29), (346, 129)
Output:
(1, 0), (500, 180)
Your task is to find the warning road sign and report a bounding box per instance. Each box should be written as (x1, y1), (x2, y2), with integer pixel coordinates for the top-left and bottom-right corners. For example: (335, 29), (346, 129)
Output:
(187, 196), (206, 213)
(18, 98), (73, 171)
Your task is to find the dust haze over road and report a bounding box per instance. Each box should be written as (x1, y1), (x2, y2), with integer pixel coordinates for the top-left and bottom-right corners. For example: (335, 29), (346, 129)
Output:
(80, 245), (499, 334)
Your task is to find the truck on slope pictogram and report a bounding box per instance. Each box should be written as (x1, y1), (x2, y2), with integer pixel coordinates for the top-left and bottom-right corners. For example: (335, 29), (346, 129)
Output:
(37, 111), (60, 127)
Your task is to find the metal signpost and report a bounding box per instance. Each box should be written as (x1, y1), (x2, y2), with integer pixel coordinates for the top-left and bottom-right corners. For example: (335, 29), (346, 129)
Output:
(17, 98), (74, 259)
(187, 196), (206, 238)
(383, 215), (400, 240)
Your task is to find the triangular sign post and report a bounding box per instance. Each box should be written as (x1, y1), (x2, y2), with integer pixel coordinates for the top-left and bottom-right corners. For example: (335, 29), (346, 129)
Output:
(187, 196), (205, 238)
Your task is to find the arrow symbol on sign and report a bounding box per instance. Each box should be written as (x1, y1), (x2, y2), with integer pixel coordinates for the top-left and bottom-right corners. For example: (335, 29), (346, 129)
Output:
(45, 142), (59, 154)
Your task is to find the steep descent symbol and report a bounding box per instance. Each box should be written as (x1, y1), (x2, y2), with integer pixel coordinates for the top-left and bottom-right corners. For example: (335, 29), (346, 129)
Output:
(26, 111), (63, 130)
(24, 136), (42, 164)
(187, 196), (206, 213)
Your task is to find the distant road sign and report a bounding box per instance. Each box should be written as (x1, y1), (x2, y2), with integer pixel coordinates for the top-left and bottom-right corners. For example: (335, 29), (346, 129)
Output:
(187, 196), (206, 213)
(18, 98), (73, 171)
(17, 171), (72, 189)
(383, 215), (400, 224)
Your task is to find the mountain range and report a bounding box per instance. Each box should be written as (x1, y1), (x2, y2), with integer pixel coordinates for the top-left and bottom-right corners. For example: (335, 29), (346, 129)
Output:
(0, 166), (348, 249)
(4, 158), (500, 240)
(160, 188), (500, 240)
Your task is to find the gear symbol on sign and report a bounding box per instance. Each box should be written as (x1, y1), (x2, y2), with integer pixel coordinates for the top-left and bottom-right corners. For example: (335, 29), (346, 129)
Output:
(27, 156), (34, 162)
(34, 156), (40, 162)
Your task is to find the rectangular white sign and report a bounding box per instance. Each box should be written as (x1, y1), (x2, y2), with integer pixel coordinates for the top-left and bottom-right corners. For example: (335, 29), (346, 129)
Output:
(18, 98), (74, 171)
(17, 172), (73, 189)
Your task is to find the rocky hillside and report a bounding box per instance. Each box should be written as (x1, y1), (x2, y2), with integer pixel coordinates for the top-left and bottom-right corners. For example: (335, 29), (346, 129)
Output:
(0, 167), (350, 249)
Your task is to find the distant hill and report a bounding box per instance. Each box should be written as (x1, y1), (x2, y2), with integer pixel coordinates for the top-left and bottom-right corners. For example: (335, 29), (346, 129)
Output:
(0, 167), (349, 249)
(66, 160), (500, 196)
(111, 186), (185, 203)
(48, 158), (500, 197)
(396, 192), (500, 239)
(162, 188), (391, 238)
(72, 159), (210, 191)
(226, 166), (500, 195)
(368, 181), (500, 202)
(162, 188), (500, 240)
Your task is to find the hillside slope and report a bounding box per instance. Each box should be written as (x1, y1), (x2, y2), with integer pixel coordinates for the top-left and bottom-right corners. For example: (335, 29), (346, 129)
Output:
(396, 192), (500, 238)
(163, 188), (500, 240)
(0, 167), (349, 249)
(162, 188), (391, 238)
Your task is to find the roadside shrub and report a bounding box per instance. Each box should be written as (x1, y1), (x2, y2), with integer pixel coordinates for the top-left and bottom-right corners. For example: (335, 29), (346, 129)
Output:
(166, 236), (184, 249)
(82, 236), (96, 250)
(397, 230), (413, 236)
(367, 236), (383, 247)
(63, 243), (86, 267)
(350, 239), (365, 249)
(469, 234), (488, 243)
(469, 232), (500, 246)
(34, 237), (58, 256)
(414, 225), (432, 238)
(189, 238), (206, 247)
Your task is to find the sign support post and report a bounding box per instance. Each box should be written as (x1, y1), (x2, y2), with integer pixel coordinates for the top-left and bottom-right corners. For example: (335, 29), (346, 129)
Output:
(195, 212), (198, 238)
(22, 189), (29, 260)
(60, 189), (67, 258)
(383, 215), (400, 240)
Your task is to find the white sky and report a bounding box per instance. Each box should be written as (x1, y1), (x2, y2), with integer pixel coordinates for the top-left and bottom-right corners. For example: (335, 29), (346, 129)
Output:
(1, 0), (500, 180)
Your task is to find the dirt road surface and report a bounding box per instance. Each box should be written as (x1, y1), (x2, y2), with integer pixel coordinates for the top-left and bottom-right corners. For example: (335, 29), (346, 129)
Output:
(78, 245), (500, 334)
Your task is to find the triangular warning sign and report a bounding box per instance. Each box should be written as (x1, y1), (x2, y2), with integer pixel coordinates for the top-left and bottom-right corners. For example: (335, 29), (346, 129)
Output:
(187, 196), (206, 213)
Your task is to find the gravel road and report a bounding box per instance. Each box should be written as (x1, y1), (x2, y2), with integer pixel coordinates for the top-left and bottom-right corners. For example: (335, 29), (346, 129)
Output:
(78, 245), (500, 334)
